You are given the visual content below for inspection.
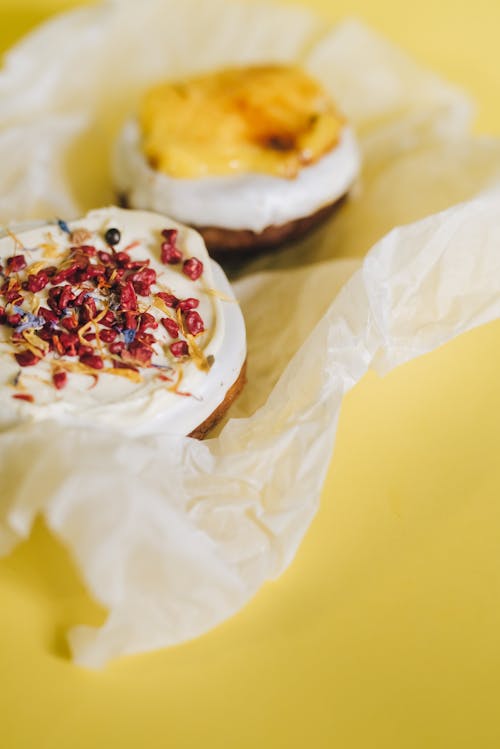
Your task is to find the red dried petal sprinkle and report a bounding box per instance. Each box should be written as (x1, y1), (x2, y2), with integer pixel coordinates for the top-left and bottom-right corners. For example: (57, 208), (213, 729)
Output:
(77, 344), (94, 357)
(133, 283), (152, 297)
(79, 353), (103, 369)
(109, 341), (125, 355)
(100, 310), (116, 328)
(99, 328), (117, 343)
(160, 230), (182, 265)
(73, 289), (89, 306)
(127, 341), (153, 366)
(156, 292), (179, 308)
(185, 310), (205, 336)
(84, 265), (106, 280)
(6, 255), (27, 273)
(139, 312), (158, 331)
(124, 310), (138, 330)
(15, 350), (40, 367)
(74, 244), (96, 256)
(131, 267), (157, 296)
(132, 267), (157, 285)
(161, 317), (179, 338)
(38, 325), (53, 343)
(26, 271), (49, 293)
(12, 393), (34, 403)
(80, 297), (97, 322)
(119, 280), (138, 311)
(6, 313), (22, 326)
(38, 307), (58, 324)
(137, 332), (156, 346)
(182, 257), (203, 281)
(124, 259), (150, 270)
(60, 315), (79, 332)
(161, 229), (178, 241)
(178, 297), (199, 311)
(59, 331), (79, 356)
(170, 340), (189, 358)
(161, 244), (182, 265)
(51, 262), (81, 285)
(116, 252), (131, 266)
(98, 250), (113, 264)
(53, 371), (68, 390)
(47, 286), (63, 312)
(58, 285), (76, 310)
(7, 293), (24, 306)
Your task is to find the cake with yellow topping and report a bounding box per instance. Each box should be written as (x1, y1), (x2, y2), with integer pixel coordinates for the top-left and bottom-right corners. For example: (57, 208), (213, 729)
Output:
(0, 207), (246, 438)
(113, 65), (360, 253)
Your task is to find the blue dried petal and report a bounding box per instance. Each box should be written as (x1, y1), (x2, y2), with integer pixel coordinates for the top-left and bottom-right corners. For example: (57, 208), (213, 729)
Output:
(15, 311), (45, 333)
(151, 363), (173, 371)
(123, 328), (136, 345)
(57, 219), (71, 234)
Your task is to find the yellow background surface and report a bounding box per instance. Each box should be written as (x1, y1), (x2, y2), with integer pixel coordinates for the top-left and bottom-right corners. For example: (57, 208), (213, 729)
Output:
(2, 1), (500, 747)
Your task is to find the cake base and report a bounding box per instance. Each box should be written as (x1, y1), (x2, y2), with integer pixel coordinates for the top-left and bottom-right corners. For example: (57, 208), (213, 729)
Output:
(118, 194), (346, 256)
(194, 196), (346, 255)
(188, 360), (247, 439)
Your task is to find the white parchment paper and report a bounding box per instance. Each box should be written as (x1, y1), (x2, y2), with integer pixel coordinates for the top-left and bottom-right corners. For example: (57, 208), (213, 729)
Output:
(2, 0), (500, 667)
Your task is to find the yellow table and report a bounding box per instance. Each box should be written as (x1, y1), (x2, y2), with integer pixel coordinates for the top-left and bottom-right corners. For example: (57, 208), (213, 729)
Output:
(2, 1), (500, 747)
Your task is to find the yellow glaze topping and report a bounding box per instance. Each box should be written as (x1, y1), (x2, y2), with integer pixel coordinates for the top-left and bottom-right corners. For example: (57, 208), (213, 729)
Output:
(139, 65), (345, 179)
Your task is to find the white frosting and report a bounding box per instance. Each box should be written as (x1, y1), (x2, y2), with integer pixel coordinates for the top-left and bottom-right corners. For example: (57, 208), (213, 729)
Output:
(113, 121), (361, 232)
(0, 207), (246, 437)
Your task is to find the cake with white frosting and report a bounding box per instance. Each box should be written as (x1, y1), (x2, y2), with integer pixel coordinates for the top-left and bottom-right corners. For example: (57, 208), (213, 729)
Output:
(0, 207), (246, 437)
(113, 64), (360, 253)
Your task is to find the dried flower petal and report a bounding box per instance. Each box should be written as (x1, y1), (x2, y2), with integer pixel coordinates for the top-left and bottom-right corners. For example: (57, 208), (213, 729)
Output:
(161, 317), (179, 338)
(182, 257), (203, 281)
(12, 393), (34, 403)
(6, 255), (27, 273)
(70, 228), (92, 245)
(156, 292), (179, 309)
(185, 310), (205, 335)
(15, 350), (40, 367)
(53, 371), (68, 389)
(79, 353), (104, 370)
(170, 340), (189, 358)
(178, 298), (199, 311)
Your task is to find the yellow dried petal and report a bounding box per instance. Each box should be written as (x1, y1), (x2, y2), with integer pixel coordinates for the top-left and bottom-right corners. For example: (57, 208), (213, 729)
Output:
(22, 330), (49, 354)
(204, 287), (236, 303)
(104, 367), (143, 384)
(153, 296), (176, 318)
